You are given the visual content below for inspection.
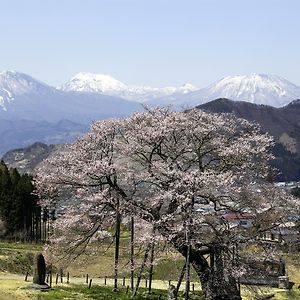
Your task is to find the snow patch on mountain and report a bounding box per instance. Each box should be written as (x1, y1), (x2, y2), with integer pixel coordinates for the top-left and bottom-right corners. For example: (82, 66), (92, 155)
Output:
(60, 72), (198, 102)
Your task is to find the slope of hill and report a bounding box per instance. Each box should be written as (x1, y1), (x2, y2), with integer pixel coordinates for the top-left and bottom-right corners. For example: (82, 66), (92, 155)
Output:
(0, 118), (87, 155)
(1, 142), (66, 174)
(198, 98), (300, 181)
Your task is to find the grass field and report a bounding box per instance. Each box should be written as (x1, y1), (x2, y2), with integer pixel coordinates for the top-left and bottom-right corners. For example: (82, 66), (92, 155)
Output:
(1, 241), (300, 299)
(0, 273), (203, 300)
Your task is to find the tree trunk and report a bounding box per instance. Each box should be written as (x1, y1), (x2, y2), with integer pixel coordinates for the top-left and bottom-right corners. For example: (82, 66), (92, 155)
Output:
(172, 241), (241, 300)
(190, 248), (241, 300)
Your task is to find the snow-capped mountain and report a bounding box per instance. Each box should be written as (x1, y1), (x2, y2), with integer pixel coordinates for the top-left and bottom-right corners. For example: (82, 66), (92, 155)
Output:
(60, 72), (198, 102)
(0, 70), (142, 154)
(0, 70), (54, 111)
(0, 70), (141, 123)
(155, 74), (300, 108)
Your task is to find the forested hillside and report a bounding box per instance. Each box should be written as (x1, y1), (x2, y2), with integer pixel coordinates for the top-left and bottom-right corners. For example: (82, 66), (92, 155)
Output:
(0, 161), (44, 240)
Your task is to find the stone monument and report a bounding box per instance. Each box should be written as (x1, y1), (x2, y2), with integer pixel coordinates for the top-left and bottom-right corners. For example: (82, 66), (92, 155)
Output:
(23, 253), (50, 290)
(33, 253), (46, 285)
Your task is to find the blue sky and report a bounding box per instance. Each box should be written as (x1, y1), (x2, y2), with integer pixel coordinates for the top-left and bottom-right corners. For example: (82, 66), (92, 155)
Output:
(0, 0), (299, 87)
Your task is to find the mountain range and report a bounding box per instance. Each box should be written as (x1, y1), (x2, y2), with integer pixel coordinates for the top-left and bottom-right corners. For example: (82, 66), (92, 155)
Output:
(1, 70), (300, 177)
(60, 72), (198, 103)
(4, 98), (299, 181)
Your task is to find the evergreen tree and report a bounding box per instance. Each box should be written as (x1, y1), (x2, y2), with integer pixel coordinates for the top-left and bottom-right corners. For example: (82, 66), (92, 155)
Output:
(0, 161), (41, 240)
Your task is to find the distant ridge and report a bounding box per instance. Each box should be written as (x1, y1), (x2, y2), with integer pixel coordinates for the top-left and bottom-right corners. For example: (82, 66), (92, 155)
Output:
(197, 98), (300, 181)
(2, 142), (59, 174)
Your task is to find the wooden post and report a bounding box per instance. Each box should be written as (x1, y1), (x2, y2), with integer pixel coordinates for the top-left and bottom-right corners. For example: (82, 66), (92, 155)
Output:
(89, 279), (92, 289)
(46, 273), (49, 283)
(60, 269), (63, 283)
(49, 271), (52, 287)
(86, 274), (89, 284)
(192, 283), (194, 292)
(123, 277), (125, 286)
(148, 242), (155, 294)
(56, 274), (59, 285)
(175, 261), (186, 297)
(130, 216), (135, 290)
(169, 280), (171, 286)
(145, 278), (148, 287)
(67, 272), (69, 284)
(184, 218), (191, 300)
(114, 210), (121, 291)
(133, 242), (151, 296)
(104, 276), (107, 285)
(25, 271), (29, 282)
(126, 285), (129, 294)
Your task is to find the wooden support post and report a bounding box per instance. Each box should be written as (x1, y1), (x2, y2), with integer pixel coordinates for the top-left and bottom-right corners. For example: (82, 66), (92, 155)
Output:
(86, 274), (89, 284)
(169, 280), (171, 286)
(148, 242), (155, 294)
(145, 279), (148, 287)
(192, 283), (194, 292)
(49, 272), (52, 287)
(89, 279), (92, 289)
(67, 272), (69, 284)
(56, 274), (59, 285)
(130, 216), (134, 291)
(104, 276), (107, 285)
(133, 242), (151, 297)
(184, 215), (192, 300)
(123, 277), (125, 286)
(25, 271), (29, 282)
(60, 269), (63, 283)
(175, 262), (186, 297)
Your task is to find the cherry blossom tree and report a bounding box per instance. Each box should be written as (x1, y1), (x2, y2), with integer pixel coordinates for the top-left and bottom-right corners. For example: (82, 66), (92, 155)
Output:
(36, 107), (298, 300)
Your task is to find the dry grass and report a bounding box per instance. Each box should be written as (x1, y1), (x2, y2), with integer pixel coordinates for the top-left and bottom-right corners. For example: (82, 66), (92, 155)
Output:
(0, 273), (32, 300)
(2, 242), (300, 299)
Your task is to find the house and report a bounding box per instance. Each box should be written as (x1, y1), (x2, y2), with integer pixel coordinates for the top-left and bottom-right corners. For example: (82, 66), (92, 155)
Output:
(222, 213), (254, 228)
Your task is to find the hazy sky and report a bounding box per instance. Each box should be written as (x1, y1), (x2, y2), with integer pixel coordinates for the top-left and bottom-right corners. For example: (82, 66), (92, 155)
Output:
(0, 0), (299, 87)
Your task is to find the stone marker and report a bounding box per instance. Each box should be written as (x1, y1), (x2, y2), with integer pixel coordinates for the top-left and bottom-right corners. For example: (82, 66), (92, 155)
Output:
(33, 253), (46, 285)
(278, 276), (289, 289)
(22, 253), (50, 290)
(168, 284), (176, 300)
